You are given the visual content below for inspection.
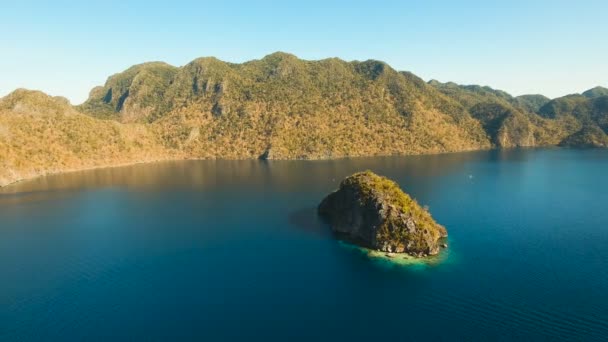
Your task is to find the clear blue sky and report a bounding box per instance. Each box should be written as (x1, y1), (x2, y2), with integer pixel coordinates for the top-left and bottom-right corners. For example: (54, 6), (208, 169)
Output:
(1, 0), (606, 104)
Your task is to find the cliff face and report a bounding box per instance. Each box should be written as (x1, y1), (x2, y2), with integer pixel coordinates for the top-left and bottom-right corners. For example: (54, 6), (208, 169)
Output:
(468, 102), (537, 148)
(318, 171), (447, 257)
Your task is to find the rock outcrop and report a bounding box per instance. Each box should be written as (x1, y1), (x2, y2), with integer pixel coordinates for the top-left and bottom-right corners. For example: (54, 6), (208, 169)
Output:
(318, 171), (447, 257)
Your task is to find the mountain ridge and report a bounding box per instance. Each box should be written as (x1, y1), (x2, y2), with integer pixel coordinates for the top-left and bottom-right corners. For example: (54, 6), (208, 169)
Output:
(1, 52), (606, 187)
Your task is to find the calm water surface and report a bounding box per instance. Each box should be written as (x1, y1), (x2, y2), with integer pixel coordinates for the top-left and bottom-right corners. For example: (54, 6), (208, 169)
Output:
(1, 149), (607, 341)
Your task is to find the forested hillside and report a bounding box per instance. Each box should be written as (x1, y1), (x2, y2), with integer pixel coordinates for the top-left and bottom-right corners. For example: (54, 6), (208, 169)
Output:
(1, 53), (605, 186)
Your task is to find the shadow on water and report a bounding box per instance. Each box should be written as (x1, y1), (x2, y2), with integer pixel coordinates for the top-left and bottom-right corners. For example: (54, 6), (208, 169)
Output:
(0, 188), (81, 206)
(286, 207), (331, 238)
(1, 149), (509, 195)
(286, 205), (453, 270)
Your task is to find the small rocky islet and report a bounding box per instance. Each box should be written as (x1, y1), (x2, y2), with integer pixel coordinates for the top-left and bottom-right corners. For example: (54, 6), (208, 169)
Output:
(318, 171), (447, 258)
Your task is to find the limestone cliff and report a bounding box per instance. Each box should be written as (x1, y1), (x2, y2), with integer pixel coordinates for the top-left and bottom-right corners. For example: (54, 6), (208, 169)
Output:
(318, 171), (447, 257)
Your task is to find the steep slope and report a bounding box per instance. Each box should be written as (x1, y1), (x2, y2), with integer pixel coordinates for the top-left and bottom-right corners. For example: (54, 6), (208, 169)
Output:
(318, 171), (447, 256)
(538, 94), (590, 119)
(1, 54), (607, 187)
(514, 94), (551, 112)
(539, 95), (608, 131)
(559, 125), (608, 147)
(80, 62), (179, 122)
(538, 91), (608, 146)
(83, 53), (491, 159)
(427, 81), (573, 147)
(582, 86), (608, 99)
(468, 102), (536, 147)
(427, 80), (513, 108)
(0, 89), (174, 187)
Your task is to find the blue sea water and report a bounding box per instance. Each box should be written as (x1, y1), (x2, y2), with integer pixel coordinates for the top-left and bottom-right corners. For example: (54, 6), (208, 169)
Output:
(1, 149), (607, 341)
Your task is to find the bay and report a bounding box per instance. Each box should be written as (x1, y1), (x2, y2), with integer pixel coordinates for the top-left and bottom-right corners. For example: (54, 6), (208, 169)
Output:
(1, 149), (607, 341)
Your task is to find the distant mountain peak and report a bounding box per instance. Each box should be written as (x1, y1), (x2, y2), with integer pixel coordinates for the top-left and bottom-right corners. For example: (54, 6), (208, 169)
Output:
(262, 51), (299, 60)
(0, 88), (73, 115)
(582, 86), (608, 99)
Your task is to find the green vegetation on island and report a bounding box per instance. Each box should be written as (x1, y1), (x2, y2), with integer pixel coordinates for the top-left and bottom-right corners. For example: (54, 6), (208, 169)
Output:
(318, 171), (447, 257)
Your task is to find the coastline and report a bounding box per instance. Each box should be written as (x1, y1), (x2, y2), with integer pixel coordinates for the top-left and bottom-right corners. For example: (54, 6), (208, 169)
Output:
(0, 157), (183, 190)
(0, 145), (565, 191)
(338, 241), (451, 267)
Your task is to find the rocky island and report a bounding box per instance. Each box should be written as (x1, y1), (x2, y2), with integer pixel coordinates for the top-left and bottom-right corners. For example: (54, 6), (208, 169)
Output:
(318, 171), (447, 257)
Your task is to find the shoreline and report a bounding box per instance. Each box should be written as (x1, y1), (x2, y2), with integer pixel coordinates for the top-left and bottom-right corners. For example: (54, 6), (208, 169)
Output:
(0, 146), (568, 191)
(0, 157), (183, 190)
(338, 241), (450, 267)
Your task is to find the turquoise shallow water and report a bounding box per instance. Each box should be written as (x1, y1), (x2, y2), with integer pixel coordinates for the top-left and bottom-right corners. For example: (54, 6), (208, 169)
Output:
(1, 149), (607, 340)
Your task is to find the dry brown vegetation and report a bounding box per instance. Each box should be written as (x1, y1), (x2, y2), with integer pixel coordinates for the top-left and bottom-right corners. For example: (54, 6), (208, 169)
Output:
(0, 90), (178, 186)
(1, 53), (607, 187)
